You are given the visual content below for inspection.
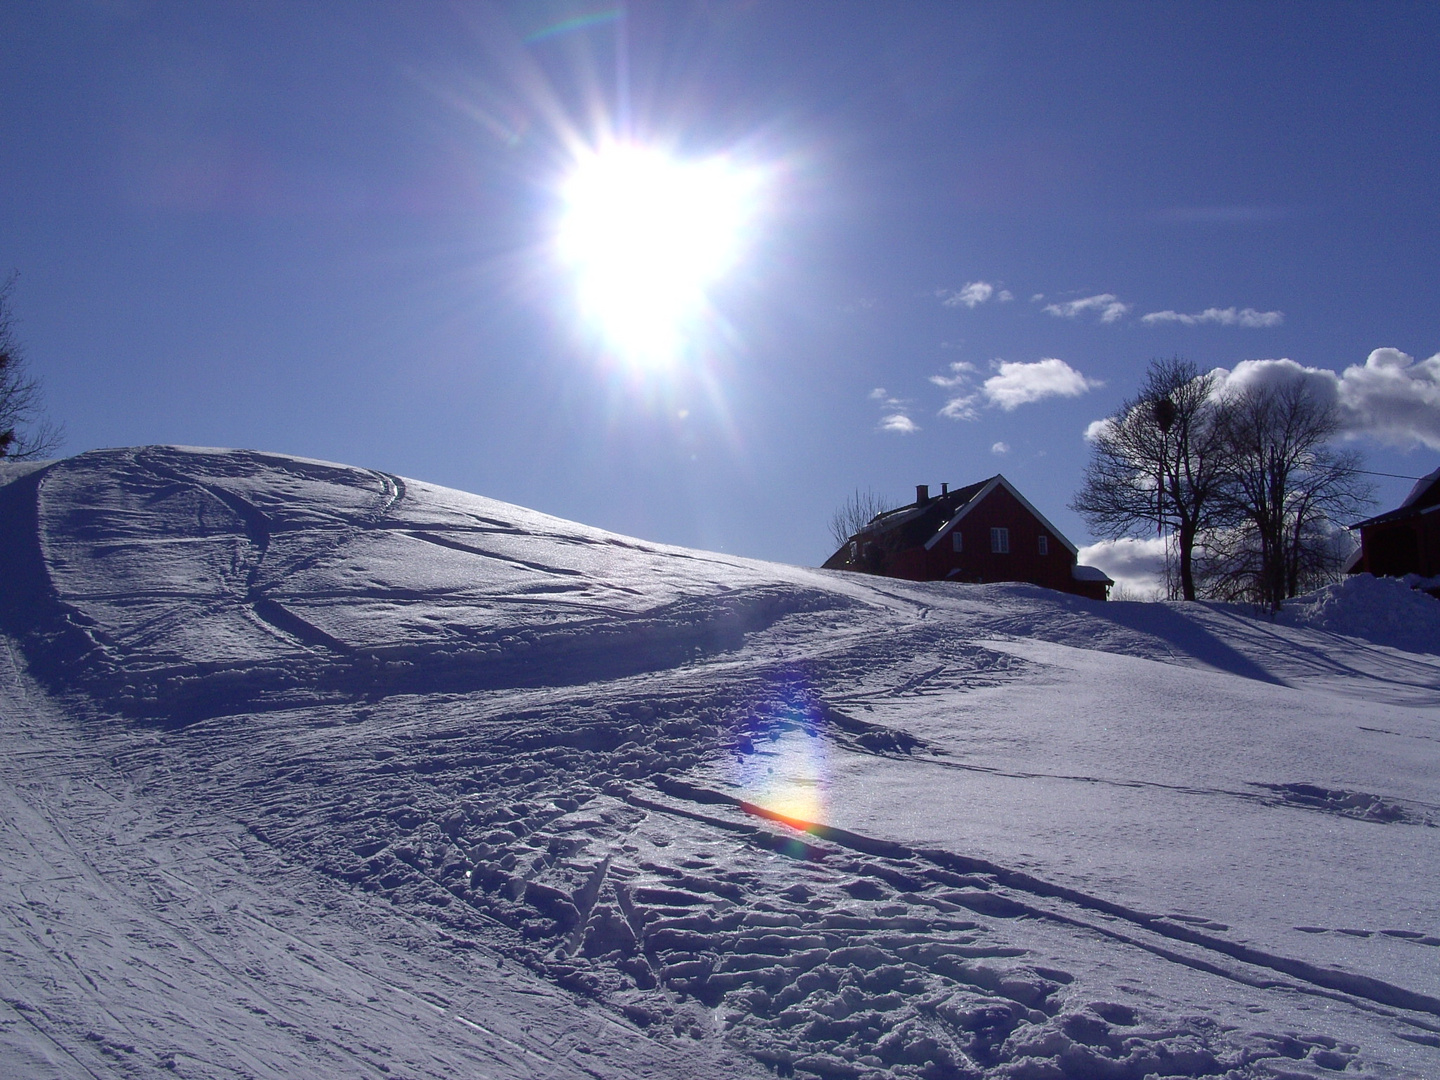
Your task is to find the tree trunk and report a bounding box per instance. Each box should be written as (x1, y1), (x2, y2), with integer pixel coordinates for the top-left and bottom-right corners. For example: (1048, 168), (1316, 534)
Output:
(1177, 522), (1198, 601)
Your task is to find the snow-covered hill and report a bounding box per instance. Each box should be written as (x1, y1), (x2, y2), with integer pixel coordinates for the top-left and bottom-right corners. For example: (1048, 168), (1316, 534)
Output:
(2, 446), (1438, 1079)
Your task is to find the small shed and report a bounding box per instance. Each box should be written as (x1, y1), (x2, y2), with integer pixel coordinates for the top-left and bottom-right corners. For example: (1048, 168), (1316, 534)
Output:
(1348, 466), (1440, 589)
(822, 475), (1112, 600)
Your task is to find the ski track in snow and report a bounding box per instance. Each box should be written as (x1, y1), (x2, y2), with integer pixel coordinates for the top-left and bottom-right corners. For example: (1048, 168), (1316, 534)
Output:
(2, 447), (1439, 1079)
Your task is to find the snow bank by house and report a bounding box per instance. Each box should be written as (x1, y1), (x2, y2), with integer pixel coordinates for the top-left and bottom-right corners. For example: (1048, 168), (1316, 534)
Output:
(1280, 573), (1440, 654)
(1, 447), (1438, 1080)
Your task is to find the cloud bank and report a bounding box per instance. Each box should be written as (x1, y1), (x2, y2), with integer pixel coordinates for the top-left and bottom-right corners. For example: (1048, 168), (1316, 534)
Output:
(935, 283), (1283, 331)
(1142, 307), (1283, 328)
(1212, 349), (1440, 450)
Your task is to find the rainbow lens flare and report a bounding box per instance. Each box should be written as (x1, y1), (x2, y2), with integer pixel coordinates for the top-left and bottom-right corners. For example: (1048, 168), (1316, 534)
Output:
(728, 687), (830, 827)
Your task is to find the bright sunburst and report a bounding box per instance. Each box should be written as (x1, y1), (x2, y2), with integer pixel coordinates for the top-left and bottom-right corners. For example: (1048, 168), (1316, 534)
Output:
(556, 143), (759, 371)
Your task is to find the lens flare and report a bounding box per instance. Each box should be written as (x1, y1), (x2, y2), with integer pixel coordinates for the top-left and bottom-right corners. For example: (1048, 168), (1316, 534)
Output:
(556, 143), (760, 370)
(729, 689), (830, 825)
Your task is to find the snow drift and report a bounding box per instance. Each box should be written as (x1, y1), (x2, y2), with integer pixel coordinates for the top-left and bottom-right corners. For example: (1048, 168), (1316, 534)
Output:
(1, 447), (1438, 1080)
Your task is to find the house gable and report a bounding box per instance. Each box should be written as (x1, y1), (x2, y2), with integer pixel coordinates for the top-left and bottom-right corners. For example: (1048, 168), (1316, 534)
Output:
(923, 475), (1079, 556)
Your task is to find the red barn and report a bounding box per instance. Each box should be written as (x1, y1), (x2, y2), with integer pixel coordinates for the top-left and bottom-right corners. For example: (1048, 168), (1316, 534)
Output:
(1348, 465), (1440, 590)
(822, 475), (1112, 600)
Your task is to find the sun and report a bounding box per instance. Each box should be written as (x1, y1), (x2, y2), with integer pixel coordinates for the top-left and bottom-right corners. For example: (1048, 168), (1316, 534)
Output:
(556, 143), (759, 371)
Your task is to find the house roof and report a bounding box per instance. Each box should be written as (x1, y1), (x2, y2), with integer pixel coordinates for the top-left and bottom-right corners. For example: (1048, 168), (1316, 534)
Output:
(858, 478), (988, 534)
(1352, 466), (1440, 529)
(849, 474), (1079, 556)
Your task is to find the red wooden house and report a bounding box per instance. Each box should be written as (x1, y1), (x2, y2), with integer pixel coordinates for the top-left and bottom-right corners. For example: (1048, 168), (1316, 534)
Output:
(822, 475), (1112, 600)
(1347, 465), (1440, 591)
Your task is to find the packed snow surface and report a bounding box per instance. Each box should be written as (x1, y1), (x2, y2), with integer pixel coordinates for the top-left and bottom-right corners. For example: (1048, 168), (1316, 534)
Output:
(2, 446), (1439, 1080)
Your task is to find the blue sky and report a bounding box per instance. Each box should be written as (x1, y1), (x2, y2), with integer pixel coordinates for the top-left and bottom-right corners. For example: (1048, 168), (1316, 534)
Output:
(4, 1), (1439, 567)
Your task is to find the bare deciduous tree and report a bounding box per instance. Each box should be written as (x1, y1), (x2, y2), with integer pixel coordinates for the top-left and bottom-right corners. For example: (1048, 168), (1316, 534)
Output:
(1209, 378), (1373, 610)
(828, 488), (889, 551)
(1070, 358), (1230, 600)
(0, 276), (62, 460)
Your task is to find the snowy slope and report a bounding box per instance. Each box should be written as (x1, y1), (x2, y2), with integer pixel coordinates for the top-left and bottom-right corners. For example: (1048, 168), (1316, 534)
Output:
(1, 446), (1438, 1080)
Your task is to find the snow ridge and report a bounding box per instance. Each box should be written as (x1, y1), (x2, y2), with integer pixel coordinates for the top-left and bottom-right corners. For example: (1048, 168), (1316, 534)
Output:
(0, 447), (852, 721)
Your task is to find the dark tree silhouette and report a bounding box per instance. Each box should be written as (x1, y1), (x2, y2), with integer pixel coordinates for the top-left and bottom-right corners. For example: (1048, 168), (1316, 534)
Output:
(1071, 358), (1230, 600)
(828, 488), (889, 551)
(1209, 377), (1373, 610)
(0, 277), (62, 460)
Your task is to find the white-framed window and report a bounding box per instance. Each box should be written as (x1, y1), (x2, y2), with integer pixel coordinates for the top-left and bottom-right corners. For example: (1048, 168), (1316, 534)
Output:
(849, 541), (858, 561)
(951, 531), (963, 553)
(1037, 534), (1048, 556)
(990, 527), (1009, 553)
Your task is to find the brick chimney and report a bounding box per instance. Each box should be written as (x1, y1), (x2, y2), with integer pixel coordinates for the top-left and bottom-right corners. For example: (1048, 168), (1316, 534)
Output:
(941, 482), (949, 495)
(916, 484), (930, 505)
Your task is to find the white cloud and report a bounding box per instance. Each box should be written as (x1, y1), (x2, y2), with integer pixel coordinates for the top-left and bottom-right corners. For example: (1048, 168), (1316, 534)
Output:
(1083, 417), (1116, 443)
(1141, 306), (1283, 328)
(1030, 293), (1045, 303)
(990, 441), (1010, 455)
(870, 387), (907, 408)
(932, 357), (1099, 420)
(938, 281), (994, 308)
(938, 394), (980, 421)
(870, 388), (920, 434)
(1077, 536), (1168, 598)
(982, 358), (1101, 410)
(928, 361), (975, 389)
(1209, 357), (1338, 404)
(878, 413), (920, 435)
(1211, 350), (1440, 452)
(997, 290), (1014, 302)
(868, 388), (920, 433)
(1081, 349), (1440, 458)
(1334, 348), (1440, 450)
(1043, 294), (1130, 323)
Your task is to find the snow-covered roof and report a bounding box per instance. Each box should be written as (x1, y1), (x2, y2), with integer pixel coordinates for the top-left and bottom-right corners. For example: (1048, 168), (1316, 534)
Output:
(1401, 465), (1440, 508)
(1353, 465), (1440, 528)
(1071, 564), (1114, 583)
(856, 477), (991, 538)
(857, 501), (929, 535)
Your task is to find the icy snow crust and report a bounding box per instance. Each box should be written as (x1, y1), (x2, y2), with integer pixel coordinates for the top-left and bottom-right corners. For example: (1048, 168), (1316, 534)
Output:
(1, 447), (1438, 1080)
